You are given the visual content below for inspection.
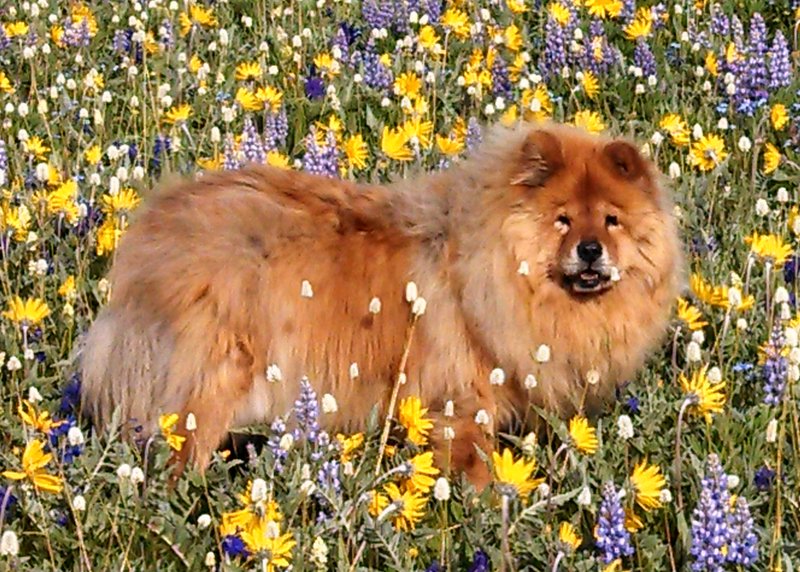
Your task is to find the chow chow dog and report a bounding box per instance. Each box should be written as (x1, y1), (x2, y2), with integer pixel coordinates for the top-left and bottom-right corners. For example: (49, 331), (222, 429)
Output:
(79, 121), (682, 487)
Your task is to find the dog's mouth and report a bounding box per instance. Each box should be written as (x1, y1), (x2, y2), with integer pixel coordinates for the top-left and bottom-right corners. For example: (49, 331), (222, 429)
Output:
(565, 269), (614, 294)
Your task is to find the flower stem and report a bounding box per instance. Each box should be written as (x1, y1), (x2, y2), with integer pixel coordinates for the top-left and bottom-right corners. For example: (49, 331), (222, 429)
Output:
(500, 494), (511, 572)
(551, 551), (564, 572)
(674, 396), (694, 512)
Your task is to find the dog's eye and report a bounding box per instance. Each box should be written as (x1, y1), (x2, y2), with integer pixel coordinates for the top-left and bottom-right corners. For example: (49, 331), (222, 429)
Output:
(606, 215), (619, 227)
(556, 215), (571, 226)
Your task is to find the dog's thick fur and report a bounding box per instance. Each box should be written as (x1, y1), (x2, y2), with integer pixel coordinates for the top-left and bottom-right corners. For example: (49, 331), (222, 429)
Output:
(80, 122), (682, 486)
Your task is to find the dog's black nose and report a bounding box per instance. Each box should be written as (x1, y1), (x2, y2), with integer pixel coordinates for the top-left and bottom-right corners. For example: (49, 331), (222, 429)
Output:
(577, 240), (603, 263)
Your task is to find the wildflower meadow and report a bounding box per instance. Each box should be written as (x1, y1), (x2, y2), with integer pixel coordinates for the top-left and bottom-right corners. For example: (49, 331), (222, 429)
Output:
(0, 0), (798, 570)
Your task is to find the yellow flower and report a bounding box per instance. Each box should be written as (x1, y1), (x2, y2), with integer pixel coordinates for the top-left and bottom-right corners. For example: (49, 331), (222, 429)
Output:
(500, 105), (518, 127)
(705, 52), (719, 77)
(689, 134), (728, 171)
(368, 489), (389, 517)
(418, 26), (439, 50)
(4, 21), (29, 38)
(603, 560), (628, 572)
(580, 71), (599, 99)
(84, 145), (102, 165)
(381, 126), (413, 162)
(59, 276), (76, 299)
(762, 142), (781, 174)
(188, 54), (203, 74)
(46, 179), (80, 223)
(436, 134), (465, 156)
(569, 415), (599, 455)
(492, 448), (544, 498)
(235, 61), (262, 81)
(504, 24), (522, 52)
(267, 151), (291, 170)
(402, 117), (433, 149)
(96, 217), (122, 256)
(163, 103), (192, 125)
(507, 0), (528, 13)
(548, 2), (572, 26)
(179, 4), (218, 36)
(630, 459), (666, 512)
(585, 0), (623, 19)
(102, 188), (141, 216)
(159, 413), (186, 451)
(572, 110), (606, 134)
(0, 71), (14, 94)
(659, 114), (690, 146)
(689, 273), (728, 308)
(441, 8), (470, 38)
(404, 451), (440, 494)
(558, 521), (582, 551)
(3, 204), (31, 241)
(71, 3), (98, 36)
(255, 86), (283, 113)
(383, 482), (427, 531)
(240, 521), (296, 571)
(745, 232), (792, 267)
(23, 136), (50, 160)
(3, 296), (50, 326)
(624, 509), (644, 532)
(522, 84), (553, 122)
(394, 72), (422, 100)
(676, 297), (708, 330)
(18, 400), (65, 433)
(336, 432), (365, 462)
(2, 439), (64, 494)
(680, 365), (726, 423)
(197, 153), (222, 171)
(222, 482), (283, 534)
(771, 104), (789, 131)
(344, 134), (369, 170)
(236, 87), (263, 112)
(398, 396), (434, 446)
(623, 11), (652, 40)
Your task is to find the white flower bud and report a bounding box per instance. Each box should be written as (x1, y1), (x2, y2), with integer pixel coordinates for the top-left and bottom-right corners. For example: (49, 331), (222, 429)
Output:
(185, 413), (197, 431)
(0, 531), (19, 556)
(116, 463), (132, 480)
(686, 341), (702, 363)
(412, 297), (427, 316)
(535, 344), (551, 363)
(266, 364), (282, 383)
(434, 477), (451, 501)
(251, 478), (268, 503)
(197, 514), (212, 529)
(301, 280), (314, 298)
(405, 281), (418, 302)
(131, 467), (144, 484)
(489, 368), (505, 386)
(617, 414), (634, 440)
(369, 297), (382, 314)
(68, 427), (84, 446)
(766, 419), (778, 443)
(444, 400), (454, 417)
(474, 409), (490, 425)
(279, 433), (294, 451)
(577, 486), (591, 506)
(524, 374), (538, 389)
(28, 386), (43, 403)
(322, 393), (338, 414)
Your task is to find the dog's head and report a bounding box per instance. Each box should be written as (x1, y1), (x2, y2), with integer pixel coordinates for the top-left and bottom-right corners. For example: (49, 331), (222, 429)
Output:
(497, 123), (679, 297)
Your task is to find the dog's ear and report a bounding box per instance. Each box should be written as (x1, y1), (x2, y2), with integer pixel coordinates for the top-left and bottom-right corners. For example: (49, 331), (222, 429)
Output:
(603, 140), (648, 181)
(511, 129), (564, 187)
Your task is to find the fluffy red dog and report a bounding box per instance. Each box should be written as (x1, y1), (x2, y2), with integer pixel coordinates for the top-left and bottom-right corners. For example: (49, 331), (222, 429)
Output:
(80, 121), (682, 486)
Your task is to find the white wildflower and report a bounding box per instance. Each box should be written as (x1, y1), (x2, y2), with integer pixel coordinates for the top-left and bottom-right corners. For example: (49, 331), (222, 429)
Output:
(369, 297), (382, 314)
(444, 400), (454, 417)
(266, 364), (283, 383)
(301, 280), (314, 298)
(322, 393), (338, 414)
(279, 433), (294, 451)
(251, 478), (268, 503)
(130, 467), (144, 485)
(311, 537), (329, 568)
(474, 409), (490, 426)
(766, 419), (778, 443)
(577, 486), (591, 506)
(28, 386), (43, 403)
(116, 463), (132, 480)
(197, 514), (212, 529)
(67, 427), (84, 447)
(524, 374), (537, 389)
(405, 281), (418, 302)
(535, 344), (551, 363)
(686, 341), (702, 363)
(0, 531), (19, 557)
(617, 414), (634, 440)
(489, 368), (505, 386)
(412, 297), (427, 317)
(434, 477), (451, 501)
(72, 495), (86, 511)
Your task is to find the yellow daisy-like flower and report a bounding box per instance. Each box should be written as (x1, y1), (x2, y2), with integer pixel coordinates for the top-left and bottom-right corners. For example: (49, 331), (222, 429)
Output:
(163, 103), (192, 125)
(96, 217), (122, 256)
(441, 8), (470, 38)
(522, 84), (554, 122)
(548, 2), (572, 27)
(680, 365), (726, 423)
(4, 21), (29, 38)
(368, 489), (390, 517)
(59, 276), (76, 299)
(344, 134), (369, 170)
(581, 71), (599, 99)
(624, 509), (644, 533)
(197, 153), (222, 171)
(179, 4), (218, 36)
(659, 114), (690, 146)
(676, 297), (708, 330)
(569, 415), (599, 455)
(235, 87), (262, 112)
(500, 105), (518, 127)
(436, 134), (465, 156)
(771, 104), (789, 131)
(506, 0), (527, 14)
(158, 413), (186, 451)
(0, 70), (14, 94)
(18, 400), (65, 433)
(240, 521), (296, 572)
(188, 54), (203, 74)
(267, 150), (291, 170)
(3, 296), (50, 326)
(398, 396), (434, 446)
(336, 432), (365, 463)
(255, 86), (283, 113)
(629, 459), (666, 512)
(235, 61), (262, 81)
(558, 521), (582, 551)
(762, 142), (781, 174)
(383, 482), (427, 531)
(2, 439), (64, 494)
(418, 26), (439, 50)
(46, 179), (80, 223)
(102, 188), (141, 216)
(404, 451), (440, 494)
(623, 12), (652, 41)
(745, 232), (792, 267)
(381, 126), (413, 162)
(403, 117), (433, 149)
(23, 136), (51, 160)
(492, 448), (544, 498)
(689, 134), (728, 172)
(572, 110), (606, 134)
(689, 273), (728, 308)
(394, 72), (422, 100)
(704, 51), (719, 76)
(585, 0), (623, 19)
(505, 24), (522, 52)
(3, 204), (31, 242)
(84, 145), (102, 165)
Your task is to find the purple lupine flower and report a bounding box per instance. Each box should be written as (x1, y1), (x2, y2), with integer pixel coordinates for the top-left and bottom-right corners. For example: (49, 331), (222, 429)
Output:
(318, 460), (341, 494)
(222, 534), (249, 559)
(355, 40), (393, 92)
(303, 129), (340, 179)
(596, 482), (634, 564)
(466, 117), (482, 151)
(468, 549), (490, 572)
(0, 486), (17, 521)
(240, 117), (266, 164)
(768, 30), (791, 90)
(619, 0), (636, 24)
(48, 416), (83, 464)
(292, 377), (322, 443)
(222, 133), (242, 170)
(63, 18), (91, 47)
(710, 8), (729, 36)
(761, 325), (787, 406)
(690, 454), (731, 572)
(0, 139), (7, 186)
(305, 75), (325, 100)
(331, 27), (351, 64)
(650, 3), (667, 29)
(784, 256), (798, 284)
(362, 0), (394, 31)
(753, 466), (776, 492)
(584, 20), (619, 76)
(742, 13), (769, 111)
(0, 25), (9, 51)
(634, 39), (657, 78)
(112, 29), (133, 53)
(59, 373), (82, 414)
(727, 497), (758, 566)
(264, 108), (288, 150)
(539, 15), (567, 79)
(159, 19), (174, 50)
(421, 0), (442, 24)
(267, 417), (289, 472)
(491, 54), (512, 98)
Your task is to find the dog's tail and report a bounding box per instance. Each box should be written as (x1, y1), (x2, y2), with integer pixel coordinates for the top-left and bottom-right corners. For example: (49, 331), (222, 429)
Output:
(79, 307), (179, 437)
